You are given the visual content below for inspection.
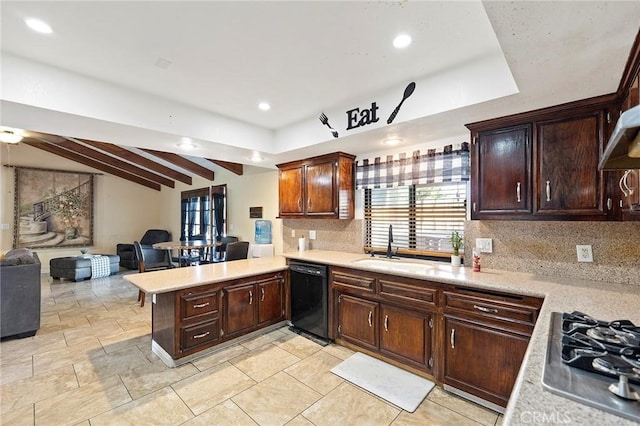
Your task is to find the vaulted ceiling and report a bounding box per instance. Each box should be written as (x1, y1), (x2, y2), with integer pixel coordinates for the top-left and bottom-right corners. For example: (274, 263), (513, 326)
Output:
(20, 131), (244, 191)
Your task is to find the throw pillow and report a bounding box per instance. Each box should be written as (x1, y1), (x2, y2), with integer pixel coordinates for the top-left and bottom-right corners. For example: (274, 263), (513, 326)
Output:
(5, 248), (33, 259)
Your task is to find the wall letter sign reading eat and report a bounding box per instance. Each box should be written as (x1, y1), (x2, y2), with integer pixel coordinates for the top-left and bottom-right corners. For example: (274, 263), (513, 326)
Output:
(346, 102), (380, 130)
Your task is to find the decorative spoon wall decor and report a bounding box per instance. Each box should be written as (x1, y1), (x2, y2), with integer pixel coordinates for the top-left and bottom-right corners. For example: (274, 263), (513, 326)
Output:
(387, 82), (416, 124)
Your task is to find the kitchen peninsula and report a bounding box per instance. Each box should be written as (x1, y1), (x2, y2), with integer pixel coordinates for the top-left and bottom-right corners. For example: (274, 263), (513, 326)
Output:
(125, 251), (640, 425)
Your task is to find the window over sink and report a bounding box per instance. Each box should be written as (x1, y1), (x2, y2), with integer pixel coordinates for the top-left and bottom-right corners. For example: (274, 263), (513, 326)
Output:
(364, 182), (467, 258)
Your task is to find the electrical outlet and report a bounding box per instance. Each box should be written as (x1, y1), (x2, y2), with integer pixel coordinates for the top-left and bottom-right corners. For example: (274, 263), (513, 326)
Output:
(576, 245), (593, 262)
(0, 224), (9, 230)
(475, 238), (493, 253)
(309, 230), (317, 240)
(291, 229), (295, 238)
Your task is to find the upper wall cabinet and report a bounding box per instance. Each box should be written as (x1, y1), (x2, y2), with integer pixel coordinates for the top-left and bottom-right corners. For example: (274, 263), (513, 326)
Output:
(276, 152), (356, 219)
(467, 98), (615, 220)
(471, 124), (532, 217)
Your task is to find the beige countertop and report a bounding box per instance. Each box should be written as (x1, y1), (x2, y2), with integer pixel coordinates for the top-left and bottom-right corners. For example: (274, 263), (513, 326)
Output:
(125, 250), (640, 425)
(123, 256), (288, 293)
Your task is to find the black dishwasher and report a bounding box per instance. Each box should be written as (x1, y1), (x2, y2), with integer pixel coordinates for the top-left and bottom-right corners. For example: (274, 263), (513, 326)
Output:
(289, 261), (329, 339)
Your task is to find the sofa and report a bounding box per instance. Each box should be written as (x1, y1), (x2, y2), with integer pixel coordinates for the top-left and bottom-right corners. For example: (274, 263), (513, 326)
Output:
(116, 229), (171, 270)
(0, 249), (41, 339)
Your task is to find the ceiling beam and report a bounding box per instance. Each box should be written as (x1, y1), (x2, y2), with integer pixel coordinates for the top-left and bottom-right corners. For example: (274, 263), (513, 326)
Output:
(52, 137), (175, 188)
(142, 149), (215, 181)
(22, 139), (162, 191)
(79, 139), (192, 185)
(206, 158), (244, 176)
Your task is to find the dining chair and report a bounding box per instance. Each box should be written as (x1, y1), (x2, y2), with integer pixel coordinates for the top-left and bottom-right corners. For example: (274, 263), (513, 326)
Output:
(224, 241), (250, 261)
(215, 236), (239, 261)
(133, 240), (173, 306)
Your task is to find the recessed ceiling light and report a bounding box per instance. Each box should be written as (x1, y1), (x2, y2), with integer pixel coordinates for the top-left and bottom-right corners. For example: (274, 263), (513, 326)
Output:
(393, 33), (412, 49)
(0, 129), (23, 144)
(178, 137), (196, 150)
(250, 151), (263, 162)
(25, 18), (53, 34)
(383, 138), (403, 146)
(258, 102), (271, 111)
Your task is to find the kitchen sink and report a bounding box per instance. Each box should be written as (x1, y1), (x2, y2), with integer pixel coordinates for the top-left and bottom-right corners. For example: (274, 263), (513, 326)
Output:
(352, 258), (434, 274)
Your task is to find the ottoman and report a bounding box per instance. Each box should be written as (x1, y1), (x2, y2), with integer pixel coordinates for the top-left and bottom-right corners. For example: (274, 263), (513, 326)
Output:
(50, 255), (120, 282)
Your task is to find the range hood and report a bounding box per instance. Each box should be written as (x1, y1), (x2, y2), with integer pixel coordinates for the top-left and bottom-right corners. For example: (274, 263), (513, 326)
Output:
(599, 104), (640, 170)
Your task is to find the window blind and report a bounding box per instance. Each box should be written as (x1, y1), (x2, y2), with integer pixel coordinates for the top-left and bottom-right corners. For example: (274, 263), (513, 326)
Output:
(364, 181), (467, 257)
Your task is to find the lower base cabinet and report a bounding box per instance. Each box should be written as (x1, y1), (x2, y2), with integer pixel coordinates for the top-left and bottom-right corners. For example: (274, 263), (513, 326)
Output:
(152, 271), (285, 360)
(330, 266), (542, 409)
(444, 316), (531, 407)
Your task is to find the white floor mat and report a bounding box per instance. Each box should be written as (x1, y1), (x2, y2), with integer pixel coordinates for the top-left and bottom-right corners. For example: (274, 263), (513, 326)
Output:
(330, 352), (435, 412)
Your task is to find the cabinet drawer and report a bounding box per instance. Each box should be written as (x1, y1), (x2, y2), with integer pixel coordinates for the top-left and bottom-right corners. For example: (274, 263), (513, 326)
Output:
(444, 290), (540, 327)
(379, 279), (437, 309)
(180, 289), (219, 321)
(180, 318), (220, 351)
(332, 270), (375, 293)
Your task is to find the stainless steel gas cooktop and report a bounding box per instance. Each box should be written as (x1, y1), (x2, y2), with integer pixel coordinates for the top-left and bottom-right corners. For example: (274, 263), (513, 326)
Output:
(542, 312), (640, 422)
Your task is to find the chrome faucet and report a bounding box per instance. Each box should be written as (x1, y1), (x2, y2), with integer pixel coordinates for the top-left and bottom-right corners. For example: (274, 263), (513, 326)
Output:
(386, 224), (394, 258)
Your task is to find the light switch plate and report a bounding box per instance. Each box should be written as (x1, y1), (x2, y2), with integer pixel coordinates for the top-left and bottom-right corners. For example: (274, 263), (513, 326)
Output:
(291, 229), (295, 238)
(475, 238), (493, 253)
(576, 245), (593, 262)
(309, 230), (317, 240)
(0, 224), (9, 230)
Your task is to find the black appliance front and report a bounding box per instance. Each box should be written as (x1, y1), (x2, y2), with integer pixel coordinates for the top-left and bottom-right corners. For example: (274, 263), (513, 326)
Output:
(289, 261), (329, 339)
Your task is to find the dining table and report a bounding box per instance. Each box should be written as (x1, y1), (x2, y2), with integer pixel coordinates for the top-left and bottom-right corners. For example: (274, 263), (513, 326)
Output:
(152, 239), (220, 266)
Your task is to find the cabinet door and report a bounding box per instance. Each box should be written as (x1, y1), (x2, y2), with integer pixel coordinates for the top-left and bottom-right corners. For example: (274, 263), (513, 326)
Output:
(472, 125), (532, 218)
(223, 282), (257, 338)
(536, 112), (605, 218)
(337, 294), (378, 351)
(444, 316), (530, 408)
(279, 167), (304, 216)
(305, 161), (336, 215)
(257, 275), (284, 326)
(379, 304), (432, 371)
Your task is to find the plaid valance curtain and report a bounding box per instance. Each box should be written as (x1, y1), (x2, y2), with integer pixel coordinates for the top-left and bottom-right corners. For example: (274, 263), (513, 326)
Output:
(356, 143), (470, 189)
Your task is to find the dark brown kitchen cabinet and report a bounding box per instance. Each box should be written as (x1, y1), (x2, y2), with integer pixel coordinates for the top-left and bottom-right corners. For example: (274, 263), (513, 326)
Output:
(276, 152), (356, 219)
(337, 294), (378, 351)
(467, 97), (615, 220)
(223, 282), (256, 338)
(442, 286), (543, 408)
(331, 267), (436, 375)
(278, 167), (304, 216)
(379, 304), (432, 369)
(443, 317), (530, 408)
(535, 111), (606, 218)
(257, 275), (285, 326)
(471, 125), (532, 218)
(223, 272), (285, 340)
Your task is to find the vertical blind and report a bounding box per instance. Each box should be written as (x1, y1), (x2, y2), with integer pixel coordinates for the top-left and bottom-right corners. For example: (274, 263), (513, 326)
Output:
(358, 144), (469, 256)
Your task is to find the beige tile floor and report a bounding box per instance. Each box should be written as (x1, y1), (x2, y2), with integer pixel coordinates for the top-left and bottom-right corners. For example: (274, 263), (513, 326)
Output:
(0, 272), (504, 426)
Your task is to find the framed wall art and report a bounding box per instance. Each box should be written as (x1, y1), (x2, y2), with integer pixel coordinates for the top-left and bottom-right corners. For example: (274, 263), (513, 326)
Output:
(13, 167), (94, 249)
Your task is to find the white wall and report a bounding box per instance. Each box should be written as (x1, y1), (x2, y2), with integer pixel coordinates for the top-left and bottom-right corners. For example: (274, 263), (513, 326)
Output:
(0, 143), (167, 269)
(158, 167), (281, 256)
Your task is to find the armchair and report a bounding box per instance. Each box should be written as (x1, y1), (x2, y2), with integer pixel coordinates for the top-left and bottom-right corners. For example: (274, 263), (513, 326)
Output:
(116, 229), (171, 270)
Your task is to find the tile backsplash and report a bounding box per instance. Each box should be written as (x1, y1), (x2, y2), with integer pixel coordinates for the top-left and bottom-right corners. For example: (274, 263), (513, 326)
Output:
(465, 220), (640, 286)
(282, 219), (363, 254)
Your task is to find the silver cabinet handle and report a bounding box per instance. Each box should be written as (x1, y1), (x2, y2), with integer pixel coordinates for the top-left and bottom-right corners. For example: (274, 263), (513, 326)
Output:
(308, 197), (311, 210)
(473, 304), (498, 314)
(546, 180), (551, 202)
(298, 198), (302, 210)
(607, 198), (612, 211)
(472, 202), (477, 212)
(384, 315), (389, 331)
(450, 328), (455, 349)
(516, 182), (521, 203)
(368, 311), (372, 327)
(193, 302), (210, 309)
(261, 287), (265, 302)
(249, 290), (253, 305)
(193, 331), (210, 339)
